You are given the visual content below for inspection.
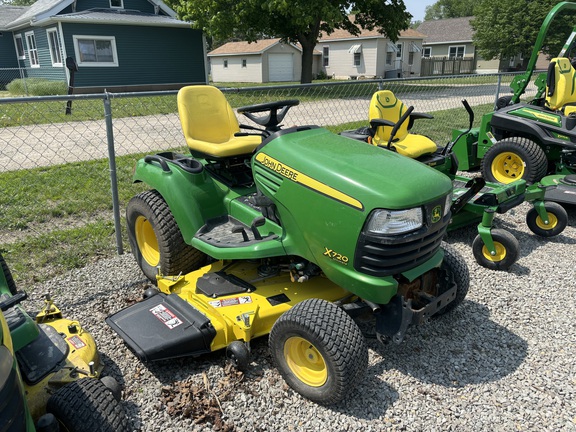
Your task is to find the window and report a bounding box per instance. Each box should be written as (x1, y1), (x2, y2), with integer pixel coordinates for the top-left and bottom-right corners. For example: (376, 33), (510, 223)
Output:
(25, 31), (39, 67)
(110, 0), (123, 8)
(73, 35), (119, 66)
(14, 34), (25, 59)
(224, 60), (228, 68)
(242, 59), (247, 68)
(396, 43), (402, 59)
(47, 29), (63, 66)
(323, 46), (329, 67)
(448, 45), (465, 59)
(408, 52), (414, 66)
(354, 52), (361, 66)
(423, 47), (431, 58)
(386, 52), (393, 65)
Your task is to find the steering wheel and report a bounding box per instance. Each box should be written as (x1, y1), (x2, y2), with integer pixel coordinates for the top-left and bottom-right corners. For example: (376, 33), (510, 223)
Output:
(237, 100), (300, 132)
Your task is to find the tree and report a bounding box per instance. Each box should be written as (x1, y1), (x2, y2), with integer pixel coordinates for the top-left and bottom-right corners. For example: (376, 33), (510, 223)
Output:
(471, 0), (576, 62)
(0, 0), (36, 5)
(424, 0), (476, 20)
(166, 0), (411, 84)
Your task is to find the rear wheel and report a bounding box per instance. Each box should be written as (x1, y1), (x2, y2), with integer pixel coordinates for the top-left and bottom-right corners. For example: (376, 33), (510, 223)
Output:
(526, 202), (568, 237)
(269, 298), (367, 405)
(0, 252), (17, 295)
(482, 137), (547, 184)
(47, 378), (128, 432)
(126, 190), (206, 283)
(472, 229), (519, 271)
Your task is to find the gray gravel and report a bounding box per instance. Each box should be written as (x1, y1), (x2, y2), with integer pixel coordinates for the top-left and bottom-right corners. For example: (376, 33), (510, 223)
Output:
(24, 201), (576, 431)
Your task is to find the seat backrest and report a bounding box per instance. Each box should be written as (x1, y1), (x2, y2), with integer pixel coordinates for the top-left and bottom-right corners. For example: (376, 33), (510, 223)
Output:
(177, 85), (244, 156)
(368, 90), (410, 145)
(546, 57), (576, 110)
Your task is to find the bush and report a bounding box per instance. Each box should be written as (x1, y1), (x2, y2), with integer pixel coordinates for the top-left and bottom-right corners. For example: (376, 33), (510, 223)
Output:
(315, 70), (331, 80)
(7, 78), (67, 96)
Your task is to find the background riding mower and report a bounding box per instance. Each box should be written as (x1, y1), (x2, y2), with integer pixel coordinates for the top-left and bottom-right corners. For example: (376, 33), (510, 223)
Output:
(106, 85), (470, 405)
(0, 252), (128, 431)
(341, 90), (568, 271)
(450, 1), (576, 206)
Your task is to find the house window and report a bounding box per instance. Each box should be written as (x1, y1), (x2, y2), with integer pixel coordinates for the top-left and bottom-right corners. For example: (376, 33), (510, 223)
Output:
(73, 35), (119, 67)
(25, 31), (39, 67)
(386, 52), (393, 65)
(408, 52), (414, 66)
(323, 46), (329, 67)
(423, 47), (431, 58)
(14, 34), (25, 59)
(396, 43), (402, 59)
(224, 60), (228, 68)
(242, 59), (247, 68)
(110, 0), (123, 8)
(448, 45), (465, 59)
(47, 29), (63, 66)
(354, 52), (361, 66)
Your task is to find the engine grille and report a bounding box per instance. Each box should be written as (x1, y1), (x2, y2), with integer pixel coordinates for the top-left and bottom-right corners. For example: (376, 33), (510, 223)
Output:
(354, 197), (450, 277)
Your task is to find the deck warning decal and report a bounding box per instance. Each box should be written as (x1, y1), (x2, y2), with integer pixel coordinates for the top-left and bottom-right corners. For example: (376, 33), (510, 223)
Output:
(209, 296), (253, 308)
(67, 335), (87, 350)
(150, 304), (183, 329)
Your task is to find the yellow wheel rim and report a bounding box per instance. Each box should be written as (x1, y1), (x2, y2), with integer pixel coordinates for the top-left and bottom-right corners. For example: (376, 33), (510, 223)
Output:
(284, 336), (327, 387)
(535, 213), (558, 230)
(481, 241), (507, 262)
(134, 215), (160, 266)
(491, 152), (525, 183)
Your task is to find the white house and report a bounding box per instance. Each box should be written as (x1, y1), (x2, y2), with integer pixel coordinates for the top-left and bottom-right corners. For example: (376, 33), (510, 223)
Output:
(208, 38), (320, 83)
(316, 20), (426, 79)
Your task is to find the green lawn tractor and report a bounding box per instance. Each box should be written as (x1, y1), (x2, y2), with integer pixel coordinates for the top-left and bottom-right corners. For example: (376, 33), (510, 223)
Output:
(450, 1), (576, 206)
(0, 253), (128, 432)
(106, 85), (470, 405)
(341, 90), (567, 271)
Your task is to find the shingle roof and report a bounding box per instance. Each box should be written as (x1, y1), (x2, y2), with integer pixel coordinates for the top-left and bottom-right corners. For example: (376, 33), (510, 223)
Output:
(8, 0), (70, 28)
(417, 17), (473, 44)
(54, 8), (188, 27)
(209, 39), (293, 56)
(319, 15), (425, 41)
(0, 5), (27, 28)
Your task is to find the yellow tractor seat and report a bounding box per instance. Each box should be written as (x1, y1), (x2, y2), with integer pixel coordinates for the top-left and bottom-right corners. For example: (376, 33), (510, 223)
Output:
(369, 90), (438, 159)
(177, 85), (262, 159)
(545, 57), (576, 111)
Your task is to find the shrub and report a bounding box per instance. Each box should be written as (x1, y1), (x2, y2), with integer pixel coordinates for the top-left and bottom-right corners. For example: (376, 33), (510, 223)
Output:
(7, 78), (68, 96)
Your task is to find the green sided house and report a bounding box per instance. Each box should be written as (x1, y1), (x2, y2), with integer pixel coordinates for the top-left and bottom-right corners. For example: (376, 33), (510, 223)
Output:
(0, 0), (207, 93)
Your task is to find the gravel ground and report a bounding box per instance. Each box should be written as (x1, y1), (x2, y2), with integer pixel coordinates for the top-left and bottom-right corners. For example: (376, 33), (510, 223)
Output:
(24, 202), (576, 432)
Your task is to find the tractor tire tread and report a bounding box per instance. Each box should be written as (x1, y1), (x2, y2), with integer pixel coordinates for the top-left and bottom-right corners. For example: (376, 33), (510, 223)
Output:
(0, 252), (17, 295)
(436, 242), (469, 315)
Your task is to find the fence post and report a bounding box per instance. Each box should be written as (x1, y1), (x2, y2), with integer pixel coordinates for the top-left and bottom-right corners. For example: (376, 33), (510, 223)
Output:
(494, 74), (503, 110)
(103, 92), (124, 255)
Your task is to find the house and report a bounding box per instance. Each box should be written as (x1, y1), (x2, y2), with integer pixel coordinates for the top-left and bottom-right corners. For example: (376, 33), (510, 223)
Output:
(208, 38), (321, 83)
(316, 19), (426, 79)
(0, 0), (207, 93)
(417, 17), (548, 76)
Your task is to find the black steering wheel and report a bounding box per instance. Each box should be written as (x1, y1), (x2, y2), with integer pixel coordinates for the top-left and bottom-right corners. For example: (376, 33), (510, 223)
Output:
(237, 100), (300, 132)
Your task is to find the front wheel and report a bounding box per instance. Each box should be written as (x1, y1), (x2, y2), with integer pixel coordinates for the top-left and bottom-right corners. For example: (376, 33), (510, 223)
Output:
(472, 229), (519, 271)
(46, 378), (128, 432)
(126, 190), (206, 283)
(435, 243), (469, 315)
(269, 298), (367, 405)
(526, 202), (568, 237)
(481, 137), (547, 184)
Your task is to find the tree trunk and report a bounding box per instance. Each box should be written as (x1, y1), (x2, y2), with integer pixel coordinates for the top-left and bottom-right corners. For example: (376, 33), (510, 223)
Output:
(299, 38), (315, 84)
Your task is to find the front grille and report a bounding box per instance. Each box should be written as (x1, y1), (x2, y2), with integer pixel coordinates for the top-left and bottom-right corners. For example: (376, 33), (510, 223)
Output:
(354, 198), (450, 277)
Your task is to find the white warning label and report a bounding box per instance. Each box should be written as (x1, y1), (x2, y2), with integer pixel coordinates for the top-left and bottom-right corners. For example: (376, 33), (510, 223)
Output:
(150, 304), (183, 329)
(208, 296), (252, 308)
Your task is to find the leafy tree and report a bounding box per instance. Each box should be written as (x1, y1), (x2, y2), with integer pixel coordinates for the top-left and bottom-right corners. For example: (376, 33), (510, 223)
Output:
(471, 0), (576, 63)
(167, 0), (411, 83)
(424, 0), (476, 20)
(0, 0), (36, 5)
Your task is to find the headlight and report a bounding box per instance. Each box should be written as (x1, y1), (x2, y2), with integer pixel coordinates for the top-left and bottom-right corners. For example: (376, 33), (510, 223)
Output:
(366, 208), (423, 235)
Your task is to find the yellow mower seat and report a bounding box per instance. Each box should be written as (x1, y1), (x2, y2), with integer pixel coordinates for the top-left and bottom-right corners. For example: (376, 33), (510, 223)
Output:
(177, 85), (262, 158)
(369, 90), (438, 158)
(546, 57), (576, 111)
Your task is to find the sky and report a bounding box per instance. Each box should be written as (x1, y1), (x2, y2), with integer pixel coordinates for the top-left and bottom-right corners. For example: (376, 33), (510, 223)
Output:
(403, 0), (437, 22)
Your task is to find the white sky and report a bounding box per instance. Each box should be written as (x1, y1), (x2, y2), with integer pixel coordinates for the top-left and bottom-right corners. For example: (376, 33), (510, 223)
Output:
(403, 0), (437, 22)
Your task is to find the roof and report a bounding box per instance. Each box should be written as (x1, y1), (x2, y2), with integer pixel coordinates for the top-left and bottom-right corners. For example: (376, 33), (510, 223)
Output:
(417, 17), (474, 44)
(208, 38), (301, 56)
(0, 6), (27, 28)
(3, 0), (177, 30)
(319, 15), (425, 42)
(54, 9), (189, 27)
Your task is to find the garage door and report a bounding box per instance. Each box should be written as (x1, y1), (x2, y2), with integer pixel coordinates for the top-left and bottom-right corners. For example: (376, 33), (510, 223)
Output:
(268, 53), (293, 81)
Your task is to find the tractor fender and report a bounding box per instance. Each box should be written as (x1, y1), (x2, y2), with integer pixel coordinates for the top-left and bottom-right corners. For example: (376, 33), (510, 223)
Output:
(132, 157), (227, 244)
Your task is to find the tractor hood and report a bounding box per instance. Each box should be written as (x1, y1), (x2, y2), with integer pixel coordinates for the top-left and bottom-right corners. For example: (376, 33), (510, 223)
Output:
(254, 127), (452, 210)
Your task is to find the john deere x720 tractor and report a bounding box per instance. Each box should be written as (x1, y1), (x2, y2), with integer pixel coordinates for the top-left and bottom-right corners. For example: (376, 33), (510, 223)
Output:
(107, 85), (469, 404)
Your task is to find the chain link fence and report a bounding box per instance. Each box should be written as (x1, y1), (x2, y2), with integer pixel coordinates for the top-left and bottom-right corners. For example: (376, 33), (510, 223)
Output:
(0, 72), (537, 284)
